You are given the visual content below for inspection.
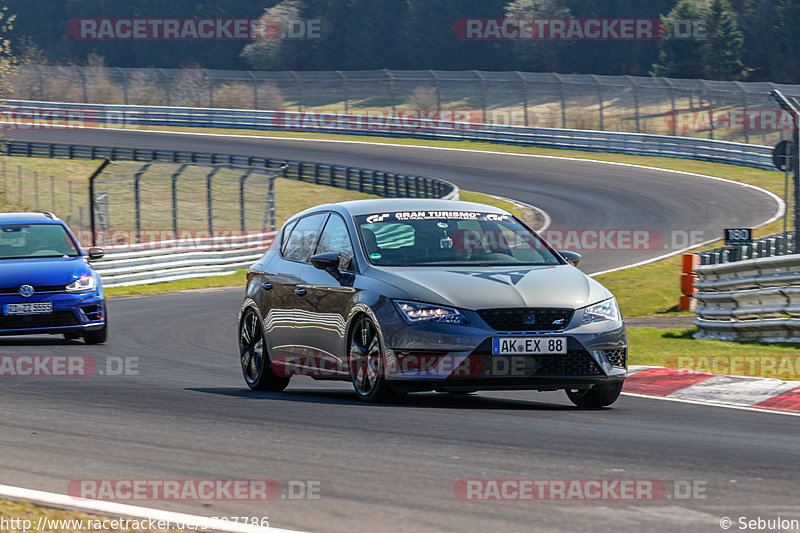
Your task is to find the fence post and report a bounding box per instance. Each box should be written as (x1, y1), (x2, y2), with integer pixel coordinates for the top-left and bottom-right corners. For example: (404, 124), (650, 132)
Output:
(33, 171), (39, 210)
(474, 71), (486, 124)
(205, 167), (220, 238)
(337, 71), (348, 114)
(133, 162), (152, 243)
(239, 168), (255, 234)
(170, 163), (190, 239)
(88, 159), (111, 247)
(515, 71), (528, 127)
(290, 71), (302, 111)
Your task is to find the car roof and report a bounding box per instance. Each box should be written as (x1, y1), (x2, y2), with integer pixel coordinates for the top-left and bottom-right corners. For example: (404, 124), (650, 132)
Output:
(298, 198), (511, 218)
(0, 212), (62, 224)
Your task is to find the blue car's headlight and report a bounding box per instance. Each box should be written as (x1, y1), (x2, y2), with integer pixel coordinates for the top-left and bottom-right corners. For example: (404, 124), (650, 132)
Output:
(582, 297), (621, 324)
(66, 275), (97, 293)
(394, 300), (466, 324)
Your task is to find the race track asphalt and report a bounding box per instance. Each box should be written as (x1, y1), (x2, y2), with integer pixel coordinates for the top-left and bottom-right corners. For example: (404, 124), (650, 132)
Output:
(0, 129), (794, 533)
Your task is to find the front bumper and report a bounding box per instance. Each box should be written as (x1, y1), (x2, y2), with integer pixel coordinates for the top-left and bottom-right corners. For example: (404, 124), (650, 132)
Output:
(0, 291), (106, 336)
(380, 307), (627, 392)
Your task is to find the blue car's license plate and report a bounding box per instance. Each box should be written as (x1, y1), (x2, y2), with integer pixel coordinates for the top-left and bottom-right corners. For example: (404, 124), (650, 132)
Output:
(4, 302), (53, 315)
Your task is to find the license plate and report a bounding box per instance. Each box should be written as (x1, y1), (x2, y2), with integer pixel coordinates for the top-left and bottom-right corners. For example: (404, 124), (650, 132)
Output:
(492, 336), (567, 355)
(4, 302), (53, 315)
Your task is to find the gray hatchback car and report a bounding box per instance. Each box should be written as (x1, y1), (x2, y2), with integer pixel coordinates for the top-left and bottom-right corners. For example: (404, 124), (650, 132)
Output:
(239, 199), (627, 407)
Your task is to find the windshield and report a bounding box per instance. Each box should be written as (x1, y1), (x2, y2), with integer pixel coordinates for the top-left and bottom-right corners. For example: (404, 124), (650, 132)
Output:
(355, 211), (561, 267)
(0, 223), (81, 259)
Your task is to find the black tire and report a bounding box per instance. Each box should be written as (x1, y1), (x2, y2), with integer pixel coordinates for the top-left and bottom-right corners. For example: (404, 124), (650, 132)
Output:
(83, 323), (107, 345)
(348, 315), (403, 403)
(566, 381), (624, 408)
(63, 331), (82, 340)
(239, 308), (290, 391)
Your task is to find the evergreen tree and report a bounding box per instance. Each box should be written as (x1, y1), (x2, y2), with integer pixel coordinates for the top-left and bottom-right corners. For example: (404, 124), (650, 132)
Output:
(706, 0), (744, 79)
(652, 0), (711, 78)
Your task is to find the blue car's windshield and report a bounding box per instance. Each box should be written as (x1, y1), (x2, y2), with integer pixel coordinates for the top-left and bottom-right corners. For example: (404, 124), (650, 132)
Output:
(356, 211), (562, 267)
(0, 224), (81, 259)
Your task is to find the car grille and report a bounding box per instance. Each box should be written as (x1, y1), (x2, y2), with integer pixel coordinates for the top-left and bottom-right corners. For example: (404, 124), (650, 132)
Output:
(604, 348), (627, 368)
(0, 285), (66, 296)
(471, 339), (602, 376)
(0, 311), (79, 330)
(477, 308), (573, 331)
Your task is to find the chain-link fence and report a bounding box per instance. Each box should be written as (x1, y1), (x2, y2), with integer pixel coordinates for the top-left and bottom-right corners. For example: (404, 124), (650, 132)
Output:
(89, 161), (278, 248)
(6, 66), (800, 145)
(0, 159), (85, 225)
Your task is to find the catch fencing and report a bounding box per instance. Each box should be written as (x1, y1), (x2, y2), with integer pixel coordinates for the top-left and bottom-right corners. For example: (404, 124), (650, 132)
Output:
(0, 160), (84, 225)
(6, 66), (800, 145)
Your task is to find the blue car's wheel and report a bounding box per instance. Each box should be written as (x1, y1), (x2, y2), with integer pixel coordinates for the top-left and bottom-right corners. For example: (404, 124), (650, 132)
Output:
(83, 322), (107, 345)
(240, 308), (289, 391)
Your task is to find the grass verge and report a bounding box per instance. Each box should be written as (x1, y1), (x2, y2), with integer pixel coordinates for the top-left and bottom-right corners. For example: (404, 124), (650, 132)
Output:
(628, 328), (800, 381)
(0, 498), (189, 532)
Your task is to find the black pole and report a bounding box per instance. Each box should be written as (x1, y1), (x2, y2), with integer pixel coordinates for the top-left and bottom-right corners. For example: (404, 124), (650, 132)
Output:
(770, 90), (800, 253)
(88, 159), (111, 247)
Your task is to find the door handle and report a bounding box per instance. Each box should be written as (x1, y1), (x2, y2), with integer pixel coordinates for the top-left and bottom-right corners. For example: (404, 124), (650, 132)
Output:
(261, 282), (273, 291)
(295, 288), (307, 296)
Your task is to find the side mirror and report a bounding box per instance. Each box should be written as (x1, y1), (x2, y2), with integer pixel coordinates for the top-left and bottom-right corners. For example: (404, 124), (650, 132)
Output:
(559, 250), (581, 267)
(87, 247), (105, 260)
(310, 252), (342, 280)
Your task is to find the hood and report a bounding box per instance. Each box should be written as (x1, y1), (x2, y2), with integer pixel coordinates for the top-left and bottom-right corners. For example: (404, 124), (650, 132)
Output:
(0, 257), (91, 288)
(369, 264), (612, 310)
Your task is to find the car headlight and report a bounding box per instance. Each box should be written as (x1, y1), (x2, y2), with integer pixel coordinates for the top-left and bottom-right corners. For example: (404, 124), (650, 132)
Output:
(66, 275), (97, 293)
(394, 300), (466, 324)
(582, 297), (621, 324)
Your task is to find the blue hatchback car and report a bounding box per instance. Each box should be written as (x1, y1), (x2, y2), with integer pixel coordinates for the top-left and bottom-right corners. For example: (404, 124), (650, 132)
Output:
(0, 213), (107, 344)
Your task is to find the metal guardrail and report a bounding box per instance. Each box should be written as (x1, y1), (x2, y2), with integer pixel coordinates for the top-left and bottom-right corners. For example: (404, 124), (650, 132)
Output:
(0, 139), (459, 201)
(693, 254), (800, 342)
(92, 233), (275, 287)
(2, 100), (778, 170)
(698, 231), (796, 265)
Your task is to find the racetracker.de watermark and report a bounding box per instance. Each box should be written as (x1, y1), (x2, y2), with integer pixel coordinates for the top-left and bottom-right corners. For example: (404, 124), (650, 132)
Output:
(68, 479), (321, 501)
(453, 18), (707, 40)
(666, 356), (800, 379)
(275, 110), (483, 131)
(74, 229), (276, 251)
(666, 109), (799, 132)
(0, 356), (138, 377)
(67, 18), (321, 40)
(454, 479), (707, 501)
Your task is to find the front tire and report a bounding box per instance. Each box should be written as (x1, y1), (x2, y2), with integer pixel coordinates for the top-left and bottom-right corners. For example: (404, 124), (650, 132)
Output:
(566, 381), (623, 408)
(349, 315), (403, 403)
(83, 323), (107, 345)
(240, 308), (289, 391)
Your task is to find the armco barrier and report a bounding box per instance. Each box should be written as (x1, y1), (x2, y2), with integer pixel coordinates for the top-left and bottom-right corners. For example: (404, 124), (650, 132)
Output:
(91, 233), (275, 287)
(2, 100), (778, 170)
(693, 254), (800, 342)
